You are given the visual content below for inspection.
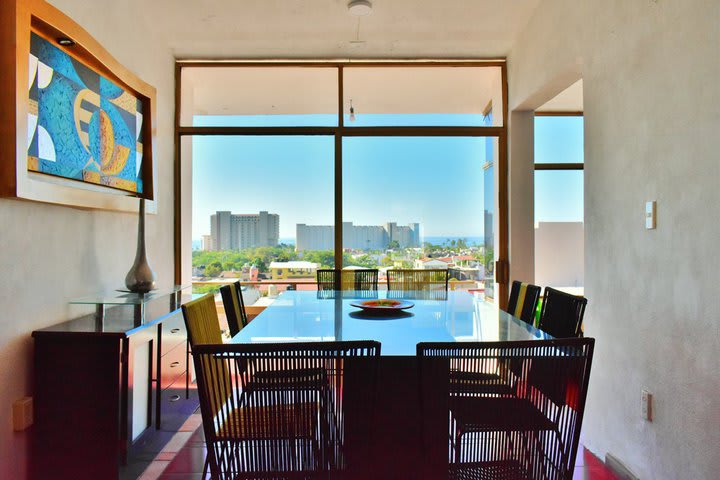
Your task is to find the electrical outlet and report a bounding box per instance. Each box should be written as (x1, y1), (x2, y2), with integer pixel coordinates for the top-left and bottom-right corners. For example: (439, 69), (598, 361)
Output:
(641, 389), (652, 421)
(12, 397), (33, 431)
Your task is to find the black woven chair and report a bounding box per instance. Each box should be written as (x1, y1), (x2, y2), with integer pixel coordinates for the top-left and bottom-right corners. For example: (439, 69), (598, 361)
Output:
(349, 269), (379, 291)
(417, 339), (595, 480)
(219, 281), (248, 337)
(538, 287), (588, 338)
(316, 269), (379, 291)
(386, 289), (449, 301)
(192, 341), (380, 479)
(386, 269), (449, 292)
(316, 269), (336, 291)
(442, 280), (538, 395)
(506, 280), (542, 326)
(317, 290), (379, 300)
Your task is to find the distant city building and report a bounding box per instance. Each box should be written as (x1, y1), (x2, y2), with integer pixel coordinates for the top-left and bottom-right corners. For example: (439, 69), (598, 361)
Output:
(343, 222), (387, 250)
(437, 255), (478, 268)
(296, 221), (421, 251)
(209, 210), (279, 251)
(201, 235), (212, 251)
(385, 222), (421, 249)
(215, 266), (259, 282)
(296, 224), (334, 251)
(414, 258), (450, 270)
(269, 261), (318, 280)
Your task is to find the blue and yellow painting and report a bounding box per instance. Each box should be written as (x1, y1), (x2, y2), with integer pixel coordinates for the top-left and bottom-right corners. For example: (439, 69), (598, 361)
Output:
(27, 33), (144, 194)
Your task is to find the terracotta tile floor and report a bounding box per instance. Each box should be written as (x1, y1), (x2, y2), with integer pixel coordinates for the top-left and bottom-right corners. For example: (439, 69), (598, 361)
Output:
(139, 414), (619, 480)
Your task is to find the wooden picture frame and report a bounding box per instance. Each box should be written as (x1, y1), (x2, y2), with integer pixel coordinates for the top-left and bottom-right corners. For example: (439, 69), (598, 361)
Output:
(0, 0), (156, 211)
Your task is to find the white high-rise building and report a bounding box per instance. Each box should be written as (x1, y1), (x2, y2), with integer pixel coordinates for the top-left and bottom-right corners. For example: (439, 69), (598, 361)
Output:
(296, 224), (333, 251)
(386, 222), (421, 248)
(296, 221), (421, 251)
(209, 210), (279, 251)
(201, 235), (212, 251)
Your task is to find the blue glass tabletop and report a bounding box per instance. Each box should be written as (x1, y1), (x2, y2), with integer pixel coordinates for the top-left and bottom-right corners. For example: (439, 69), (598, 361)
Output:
(231, 290), (552, 355)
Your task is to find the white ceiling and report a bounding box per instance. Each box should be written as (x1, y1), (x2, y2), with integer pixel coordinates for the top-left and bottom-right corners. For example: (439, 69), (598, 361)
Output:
(136, 0), (543, 59)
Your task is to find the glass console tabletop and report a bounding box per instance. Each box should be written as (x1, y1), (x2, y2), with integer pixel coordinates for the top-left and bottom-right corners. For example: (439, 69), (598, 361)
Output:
(231, 290), (553, 355)
(69, 285), (190, 323)
(69, 285), (190, 306)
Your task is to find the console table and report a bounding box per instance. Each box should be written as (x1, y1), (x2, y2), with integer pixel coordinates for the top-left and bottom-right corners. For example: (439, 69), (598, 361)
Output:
(31, 287), (198, 480)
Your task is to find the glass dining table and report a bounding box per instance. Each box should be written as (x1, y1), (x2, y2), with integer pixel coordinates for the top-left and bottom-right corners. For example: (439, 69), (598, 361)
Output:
(230, 289), (552, 354)
(225, 289), (557, 477)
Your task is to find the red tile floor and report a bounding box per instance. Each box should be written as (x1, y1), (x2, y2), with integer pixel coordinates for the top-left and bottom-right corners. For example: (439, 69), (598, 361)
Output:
(137, 414), (619, 480)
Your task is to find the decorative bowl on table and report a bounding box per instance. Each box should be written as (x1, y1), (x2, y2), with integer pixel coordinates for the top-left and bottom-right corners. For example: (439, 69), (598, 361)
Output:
(350, 299), (414, 314)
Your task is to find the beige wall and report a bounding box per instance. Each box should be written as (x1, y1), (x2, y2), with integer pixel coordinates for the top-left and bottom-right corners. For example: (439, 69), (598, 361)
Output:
(508, 110), (535, 285)
(509, 0), (720, 477)
(0, 1), (174, 478)
(3, 1), (719, 479)
(534, 221), (583, 288)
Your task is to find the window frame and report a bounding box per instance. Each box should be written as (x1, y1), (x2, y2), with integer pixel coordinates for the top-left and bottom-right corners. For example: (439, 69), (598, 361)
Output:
(533, 112), (584, 171)
(175, 61), (511, 306)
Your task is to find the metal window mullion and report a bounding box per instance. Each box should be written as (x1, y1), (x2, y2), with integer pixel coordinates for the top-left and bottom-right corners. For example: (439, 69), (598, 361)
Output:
(534, 163), (584, 171)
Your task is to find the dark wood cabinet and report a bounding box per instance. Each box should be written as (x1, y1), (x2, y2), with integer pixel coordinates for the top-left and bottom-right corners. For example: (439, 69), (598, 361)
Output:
(31, 291), (198, 480)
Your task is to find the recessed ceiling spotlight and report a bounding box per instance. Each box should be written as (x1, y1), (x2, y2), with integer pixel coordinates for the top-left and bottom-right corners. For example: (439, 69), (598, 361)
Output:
(57, 37), (75, 47)
(348, 0), (372, 16)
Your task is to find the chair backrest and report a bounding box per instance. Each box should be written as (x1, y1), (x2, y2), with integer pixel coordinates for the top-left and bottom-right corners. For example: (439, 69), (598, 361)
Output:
(181, 293), (230, 421)
(417, 338), (595, 479)
(386, 289), (449, 301)
(386, 269), (449, 291)
(538, 287), (587, 338)
(192, 340), (381, 476)
(316, 269), (336, 291)
(219, 282), (248, 337)
(317, 289), (380, 300)
(506, 280), (542, 326)
(317, 269), (379, 291)
(349, 269), (379, 290)
(181, 293), (223, 346)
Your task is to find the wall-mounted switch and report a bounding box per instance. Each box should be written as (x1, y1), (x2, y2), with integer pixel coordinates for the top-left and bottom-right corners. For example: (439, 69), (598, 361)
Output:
(641, 389), (652, 421)
(645, 201), (656, 229)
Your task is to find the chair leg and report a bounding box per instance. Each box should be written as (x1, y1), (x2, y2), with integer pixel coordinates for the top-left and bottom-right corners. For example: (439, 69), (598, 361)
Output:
(202, 455), (209, 479)
(454, 431), (462, 464)
(451, 415), (463, 464)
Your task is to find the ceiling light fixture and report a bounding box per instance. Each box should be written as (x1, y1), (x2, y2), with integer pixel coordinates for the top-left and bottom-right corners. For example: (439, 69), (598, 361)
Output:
(349, 99), (356, 122)
(348, 0), (372, 16)
(56, 37), (75, 47)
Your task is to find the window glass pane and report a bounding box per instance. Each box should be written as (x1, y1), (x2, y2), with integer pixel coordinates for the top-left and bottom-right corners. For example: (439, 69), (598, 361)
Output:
(191, 135), (334, 297)
(534, 170), (584, 222)
(343, 67), (503, 126)
(181, 67), (338, 126)
(341, 137), (496, 294)
(534, 116), (584, 163)
(483, 152), (495, 300)
(534, 170), (584, 290)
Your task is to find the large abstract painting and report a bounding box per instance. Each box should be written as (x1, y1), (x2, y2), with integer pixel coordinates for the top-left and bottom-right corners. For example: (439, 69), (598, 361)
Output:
(27, 32), (144, 194)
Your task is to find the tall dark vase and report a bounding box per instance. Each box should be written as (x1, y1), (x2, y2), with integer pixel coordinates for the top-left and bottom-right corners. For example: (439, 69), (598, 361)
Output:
(125, 199), (156, 293)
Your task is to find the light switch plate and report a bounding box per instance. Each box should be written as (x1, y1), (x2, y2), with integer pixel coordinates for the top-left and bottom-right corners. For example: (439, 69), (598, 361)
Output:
(641, 389), (652, 421)
(645, 201), (656, 229)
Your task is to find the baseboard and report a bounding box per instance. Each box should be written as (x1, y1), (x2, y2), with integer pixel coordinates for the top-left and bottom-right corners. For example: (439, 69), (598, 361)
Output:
(605, 453), (640, 480)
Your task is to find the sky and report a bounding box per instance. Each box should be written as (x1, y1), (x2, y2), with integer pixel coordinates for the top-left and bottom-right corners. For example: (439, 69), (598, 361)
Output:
(534, 116), (584, 223)
(191, 115), (583, 241)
